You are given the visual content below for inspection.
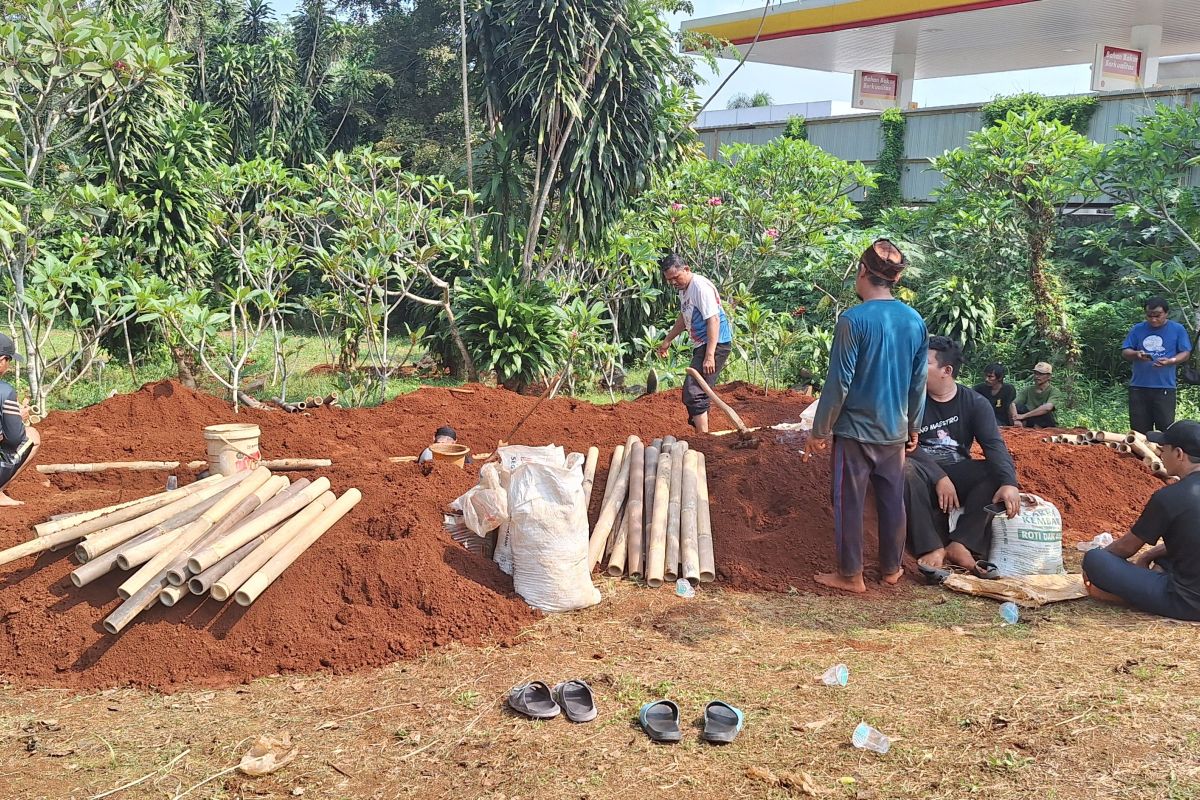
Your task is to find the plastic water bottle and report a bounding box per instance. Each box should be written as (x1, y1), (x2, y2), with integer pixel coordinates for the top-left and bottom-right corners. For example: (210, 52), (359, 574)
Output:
(675, 578), (695, 598)
(999, 602), (1020, 625)
(851, 722), (891, 754)
(821, 664), (850, 687)
(166, 475), (178, 491)
(1075, 532), (1114, 552)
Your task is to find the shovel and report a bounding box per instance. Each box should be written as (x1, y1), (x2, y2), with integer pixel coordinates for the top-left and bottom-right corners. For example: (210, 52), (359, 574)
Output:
(685, 367), (759, 448)
(641, 367), (659, 397)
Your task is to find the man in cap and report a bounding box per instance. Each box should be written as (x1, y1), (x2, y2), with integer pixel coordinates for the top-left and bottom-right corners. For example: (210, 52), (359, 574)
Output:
(0, 334), (41, 507)
(809, 239), (929, 593)
(1012, 362), (1059, 428)
(656, 252), (734, 433)
(1081, 420), (1200, 621)
(418, 425), (473, 469)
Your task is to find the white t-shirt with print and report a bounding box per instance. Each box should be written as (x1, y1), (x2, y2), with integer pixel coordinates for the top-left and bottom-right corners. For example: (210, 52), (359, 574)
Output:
(678, 274), (728, 346)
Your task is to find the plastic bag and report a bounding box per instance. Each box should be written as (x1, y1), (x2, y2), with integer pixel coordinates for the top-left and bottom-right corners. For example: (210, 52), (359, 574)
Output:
(457, 463), (507, 536)
(492, 445), (566, 574)
(508, 452), (600, 612)
(987, 493), (1064, 577)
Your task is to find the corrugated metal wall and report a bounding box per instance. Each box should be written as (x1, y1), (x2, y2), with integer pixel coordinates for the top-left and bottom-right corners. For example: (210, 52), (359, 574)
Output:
(695, 86), (1200, 202)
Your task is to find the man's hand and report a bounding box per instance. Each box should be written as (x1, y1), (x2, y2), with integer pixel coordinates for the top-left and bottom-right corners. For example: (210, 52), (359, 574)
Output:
(1153, 357), (1173, 368)
(935, 476), (960, 513)
(656, 341), (670, 359)
(702, 353), (716, 374)
(993, 485), (1020, 519)
(906, 431), (919, 453)
(1137, 350), (1154, 361)
(808, 436), (829, 454)
(18, 401), (31, 423)
(1134, 550), (1157, 569)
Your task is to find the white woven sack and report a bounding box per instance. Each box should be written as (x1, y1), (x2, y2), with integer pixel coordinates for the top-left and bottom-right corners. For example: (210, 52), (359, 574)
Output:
(988, 493), (1064, 577)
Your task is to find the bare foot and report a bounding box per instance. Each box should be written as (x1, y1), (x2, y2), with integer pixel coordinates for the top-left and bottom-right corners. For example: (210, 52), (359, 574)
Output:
(881, 569), (904, 586)
(0, 493), (24, 507)
(814, 572), (867, 593)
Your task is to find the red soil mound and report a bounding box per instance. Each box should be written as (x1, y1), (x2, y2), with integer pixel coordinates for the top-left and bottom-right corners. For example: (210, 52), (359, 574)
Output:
(0, 381), (1164, 689)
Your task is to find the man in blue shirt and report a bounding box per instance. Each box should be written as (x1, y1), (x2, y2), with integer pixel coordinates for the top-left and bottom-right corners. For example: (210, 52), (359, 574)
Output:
(656, 253), (734, 433)
(810, 240), (928, 593)
(1121, 297), (1192, 434)
(0, 334), (41, 507)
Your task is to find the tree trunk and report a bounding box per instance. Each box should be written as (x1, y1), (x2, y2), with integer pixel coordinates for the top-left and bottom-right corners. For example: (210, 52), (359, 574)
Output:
(1028, 222), (1079, 373)
(170, 346), (198, 389)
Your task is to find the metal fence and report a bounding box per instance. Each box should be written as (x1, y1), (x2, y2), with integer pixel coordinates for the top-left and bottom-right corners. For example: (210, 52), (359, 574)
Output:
(696, 86), (1200, 203)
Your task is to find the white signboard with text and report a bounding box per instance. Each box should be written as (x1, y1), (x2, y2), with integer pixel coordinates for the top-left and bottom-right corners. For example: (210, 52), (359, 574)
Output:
(852, 70), (900, 111)
(1091, 44), (1143, 91)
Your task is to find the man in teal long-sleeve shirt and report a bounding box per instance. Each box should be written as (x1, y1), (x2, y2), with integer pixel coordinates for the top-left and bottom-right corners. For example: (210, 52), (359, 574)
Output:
(809, 240), (928, 593)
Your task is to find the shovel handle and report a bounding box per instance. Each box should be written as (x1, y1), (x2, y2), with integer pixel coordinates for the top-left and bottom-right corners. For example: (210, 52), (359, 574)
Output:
(685, 368), (749, 434)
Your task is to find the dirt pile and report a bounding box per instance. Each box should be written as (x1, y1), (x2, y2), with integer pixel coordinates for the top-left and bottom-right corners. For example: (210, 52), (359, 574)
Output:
(0, 380), (1166, 689)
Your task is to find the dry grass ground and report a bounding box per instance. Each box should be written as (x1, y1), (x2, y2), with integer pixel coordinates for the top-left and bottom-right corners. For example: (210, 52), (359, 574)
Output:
(2, 580), (1199, 800)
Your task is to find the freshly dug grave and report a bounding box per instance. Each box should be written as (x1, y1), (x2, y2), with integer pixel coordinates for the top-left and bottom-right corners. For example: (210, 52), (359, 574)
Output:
(0, 381), (1164, 689)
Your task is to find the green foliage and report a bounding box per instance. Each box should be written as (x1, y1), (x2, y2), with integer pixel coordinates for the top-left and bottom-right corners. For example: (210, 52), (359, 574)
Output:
(641, 137), (872, 292)
(783, 115), (808, 141)
(981, 92), (1098, 134)
(727, 91), (772, 109)
(471, 0), (697, 281)
(456, 273), (563, 391)
(1075, 300), (1141, 383)
(860, 107), (905, 223)
(556, 298), (620, 395)
(917, 273), (996, 353)
(931, 111), (1099, 367)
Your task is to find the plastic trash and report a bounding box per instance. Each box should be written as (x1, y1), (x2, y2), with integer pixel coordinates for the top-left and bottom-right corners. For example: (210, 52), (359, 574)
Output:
(166, 475), (178, 491)
(675, 578), (695, 598)
(1075, 532), (1114, 552)
(821, 664), (850, 687)
(999, 601), (1020, 625)
(851, 722), (890, 754)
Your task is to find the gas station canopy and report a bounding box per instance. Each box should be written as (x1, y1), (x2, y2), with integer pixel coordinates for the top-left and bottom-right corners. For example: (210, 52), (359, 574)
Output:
(683, 0), (1200, 83)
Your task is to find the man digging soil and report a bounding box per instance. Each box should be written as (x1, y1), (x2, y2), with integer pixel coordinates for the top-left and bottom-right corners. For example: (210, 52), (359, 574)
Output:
(0, 334), (41, 508)
(809, 240), (928, 593)
(656, 252), (733, 433)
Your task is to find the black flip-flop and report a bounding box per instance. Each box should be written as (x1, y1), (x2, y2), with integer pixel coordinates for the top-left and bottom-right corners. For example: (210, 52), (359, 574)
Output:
(917, 562), (952, 585)
(553, 680), (597, 723)
(508, 681), (561, 720)
(639, 700), (682, 743)
(702, 700), (745, 744)
(974, 560), (1001, 580)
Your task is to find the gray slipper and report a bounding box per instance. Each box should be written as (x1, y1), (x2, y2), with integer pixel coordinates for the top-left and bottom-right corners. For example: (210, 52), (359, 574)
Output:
(508, 681), (560, 719)
(553, 680), (597, 723)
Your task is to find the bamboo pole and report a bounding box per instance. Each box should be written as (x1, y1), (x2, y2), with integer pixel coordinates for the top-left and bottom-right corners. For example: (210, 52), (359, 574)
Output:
(259, 459), (331, 471)
(680, 449), (701, 585)
(1131, 440), (1156, 461)
(34, 473), (226, 538)
(115, 528), (186, 571)
(187, 477), (319, 593)
(211, 491), (335, 601)
(187, 477), (332, 575)
(642, 444), (659, 553)
(234, 489), (362, 607)
(159, 583), (189, 606)
(163, 475), (289, 586)
(102, 468), (274, 634)
(1096, 432), (1126, 444)
(605, 500), (631, 577)
(588, 435), (638, 568)
(1126, 431), (1149, 445)
(1117, 443), (1132, 454)
(645, 451), (672, 588)
(188, 532), (267, 595)
(696, 451), (715, 583)
(594, 444), (625, 523)
(664, 441), (688, 582)
(0, 475), (237, 569)
(625, 440), (646, 579)
(116, 468), (273, 600)
(604, 499), (626, 563)
(37, 461), (181, 474)
(75, 474), (248, 562)
(1144, 457), (1165, 472)
(581, 446), (600, 509)
(71, 524), (173, 588)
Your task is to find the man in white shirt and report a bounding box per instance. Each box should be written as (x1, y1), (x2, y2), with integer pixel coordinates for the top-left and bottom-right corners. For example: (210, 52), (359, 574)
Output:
(656, 253), (734, 433)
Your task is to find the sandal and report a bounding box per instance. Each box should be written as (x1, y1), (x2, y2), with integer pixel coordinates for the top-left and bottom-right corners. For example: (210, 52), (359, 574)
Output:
(702, 700), (745, 744)
(638, 700), (682, 743)
(507, 681), (560, 720)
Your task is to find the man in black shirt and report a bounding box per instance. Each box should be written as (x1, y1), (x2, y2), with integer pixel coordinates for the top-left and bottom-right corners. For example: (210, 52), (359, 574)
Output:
(1081, 420), (1200, 621)
(972, 362), (1016, 427)
(906, 337), (1021, 579)
(0, 334), (40, 507)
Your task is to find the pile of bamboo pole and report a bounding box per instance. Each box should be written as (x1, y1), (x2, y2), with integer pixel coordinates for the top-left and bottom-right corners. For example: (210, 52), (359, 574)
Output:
(586, 436), (715, 588)
(0, 468), (361, 634)
(1045, 429), (1172, 480)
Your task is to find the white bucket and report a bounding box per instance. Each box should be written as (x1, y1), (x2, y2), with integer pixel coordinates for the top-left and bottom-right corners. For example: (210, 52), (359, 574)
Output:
(203, 423), (262, 476)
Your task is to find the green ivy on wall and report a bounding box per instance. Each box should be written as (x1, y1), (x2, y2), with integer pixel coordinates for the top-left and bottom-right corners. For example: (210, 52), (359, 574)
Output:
(783, 115), (808, 141)
(981, 92), (1099, 134)
(860, 106), (905, 223)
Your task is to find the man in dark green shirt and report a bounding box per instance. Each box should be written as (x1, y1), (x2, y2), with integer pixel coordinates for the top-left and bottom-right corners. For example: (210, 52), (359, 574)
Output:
(1013, 362), (1059, 428)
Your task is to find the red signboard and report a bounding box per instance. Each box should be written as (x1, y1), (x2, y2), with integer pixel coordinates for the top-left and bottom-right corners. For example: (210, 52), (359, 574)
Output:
(1092, 45), (1143, 91)
(853, 70), (900, 110)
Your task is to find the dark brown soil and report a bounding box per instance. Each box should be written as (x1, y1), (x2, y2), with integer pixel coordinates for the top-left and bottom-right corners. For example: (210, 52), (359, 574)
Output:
(0, 381), (1164, 690)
